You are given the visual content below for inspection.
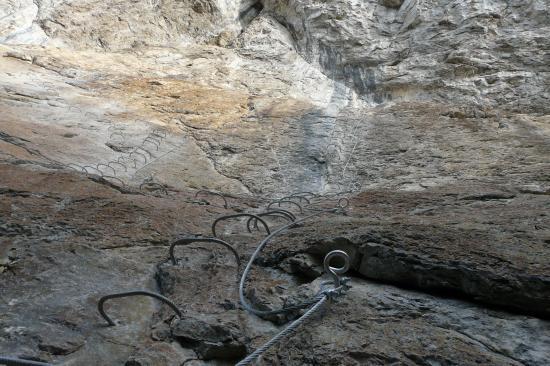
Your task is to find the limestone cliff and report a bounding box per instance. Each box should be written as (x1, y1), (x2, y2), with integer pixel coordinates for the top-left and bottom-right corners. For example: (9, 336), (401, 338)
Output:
(0, 0), (549, 365)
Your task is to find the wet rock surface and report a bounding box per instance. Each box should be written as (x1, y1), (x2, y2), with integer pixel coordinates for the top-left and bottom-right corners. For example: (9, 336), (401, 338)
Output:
(1, 0), (549, 364)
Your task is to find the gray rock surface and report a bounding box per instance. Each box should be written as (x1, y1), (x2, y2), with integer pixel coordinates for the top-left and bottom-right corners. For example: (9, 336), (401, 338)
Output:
(1, 0), (549, 364)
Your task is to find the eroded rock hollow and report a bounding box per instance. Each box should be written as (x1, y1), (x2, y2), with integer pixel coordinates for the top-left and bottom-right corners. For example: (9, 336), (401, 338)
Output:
(1, 0), (549, 365)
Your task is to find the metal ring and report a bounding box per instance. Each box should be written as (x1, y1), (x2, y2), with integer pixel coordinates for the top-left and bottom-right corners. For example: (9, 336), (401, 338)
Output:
(195, 190), (228, 209)
(337, 198), (349, 209)
(169, 237), (240, 266)
(323, 250), (350, 287)
(212, 214), (270, 237)
(97, 290), (182, 326)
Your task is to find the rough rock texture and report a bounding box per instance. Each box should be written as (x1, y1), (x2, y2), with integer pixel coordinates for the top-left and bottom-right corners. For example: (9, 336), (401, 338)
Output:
(264, 187), (550, 317)
(1, 0), (549, 365)
(1, 164), (549, 365)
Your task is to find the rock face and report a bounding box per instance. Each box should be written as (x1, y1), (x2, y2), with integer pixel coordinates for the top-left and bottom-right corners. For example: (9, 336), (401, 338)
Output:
(1, 0), (549, 365)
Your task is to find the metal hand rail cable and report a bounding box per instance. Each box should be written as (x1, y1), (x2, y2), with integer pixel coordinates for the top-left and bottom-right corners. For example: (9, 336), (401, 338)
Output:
(235, 294), (328, 366)
(0, 357), (52, 366)
(129, 143), (183, 179)
(236, 250), (350, 365)
(239, 208), (341, 316)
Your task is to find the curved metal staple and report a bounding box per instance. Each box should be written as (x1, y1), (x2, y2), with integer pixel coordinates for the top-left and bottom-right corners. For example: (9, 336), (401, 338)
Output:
(143, 138), (160, 151)
(135, 146), (153, 158)
(0, 357), (53, 366)
(267, 200), (303, 214)
(145, 135), (163, 145)
(152, 128), (167, 138)
(169, 237), (240, 266)
(107, 125), (125, 134)
(279, 195), (310, 204)
(146, 133), (164, 142)
(325, 143), (342, 153)
(263, 208), (296, 221)
(82, 165), (104, 176)
(325, 147), (343, 162)
(107, 160), (127, 172)
(97, 163), (116, 176)
(212, 213), (270, 237)
(97, 290), (182, 326)
(194, 190), (229, 209)
(291, 192), (317, 199)
(246, 210), (295, 233)
(139, 182), (168, 195)
(65, 163), (86, 173)
(119, 155), (138, 168)
(129, 150), (148, 163)
(102, 175), (126, 186)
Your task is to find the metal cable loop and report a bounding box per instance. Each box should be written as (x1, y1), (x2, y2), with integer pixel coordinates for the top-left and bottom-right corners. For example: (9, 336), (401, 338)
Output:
(239, 208), (342, 316)
(97, 290), (182, 326)
(266, 200), (303, 214)
(168, 237), (240, 266)
(212, 214), (270, 237)
(194, 190), (229, 209)
(236, 250), (350, 366)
